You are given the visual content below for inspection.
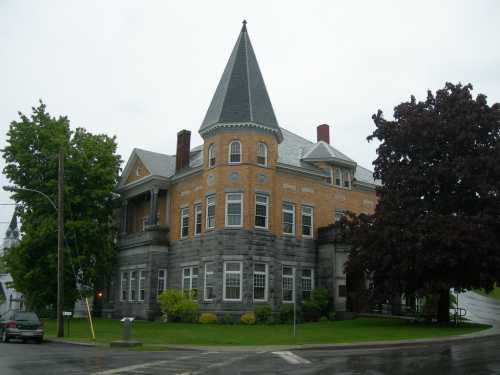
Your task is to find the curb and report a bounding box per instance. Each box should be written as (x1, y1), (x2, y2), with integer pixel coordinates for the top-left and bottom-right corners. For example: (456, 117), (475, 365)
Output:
(45, 338), (101, 347)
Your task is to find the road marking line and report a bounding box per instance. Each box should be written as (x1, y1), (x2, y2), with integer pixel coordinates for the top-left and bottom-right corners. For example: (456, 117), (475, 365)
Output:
(272, 351), (311, 365)
(89, 355), (196, 375)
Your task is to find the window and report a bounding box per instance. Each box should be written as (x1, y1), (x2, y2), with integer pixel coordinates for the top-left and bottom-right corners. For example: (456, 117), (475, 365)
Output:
(229, 140), (241, 164)
(204, 262), (216, 301)
(120, 271), (128, 302)
(206, 195), (216, 230)
(255, 194), (268, 229)
(141, 216), (148, 232)
(208, 144), (216, 168)
(180, 207), (189, 238)
(338, 284), (347, 298)
(129, 271), (137, 301)
(182, 266), (198, 298)
(256, 142), (267, 166)
(194, 204), (202, 235)
(334, 168), (342, 187)
(225, 193), (243, 227)
(282, 203), (295, 235)
(223, 262), (242, 301)
(139, 270), (146, 301)
(157, 269), (167, 296)
(301, 206), (313, 237)
(326, 167), (333, 184)
(282, 266), (295, 303)
(342, 169), (351, 189)
(253, 263), (268, 302)
(301, 269), (314, 300)
(335, 209), (345, 222)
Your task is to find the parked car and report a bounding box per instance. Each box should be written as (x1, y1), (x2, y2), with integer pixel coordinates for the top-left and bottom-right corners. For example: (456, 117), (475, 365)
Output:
(0, 311), (43, 343)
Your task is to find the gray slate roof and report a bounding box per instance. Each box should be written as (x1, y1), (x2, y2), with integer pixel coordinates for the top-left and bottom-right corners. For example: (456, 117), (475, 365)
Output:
(301, 141), (355, 164)
(199, 22), (282, 141)
(134, 148), (176, 177)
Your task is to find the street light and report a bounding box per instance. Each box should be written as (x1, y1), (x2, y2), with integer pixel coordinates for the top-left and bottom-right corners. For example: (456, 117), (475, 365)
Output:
(3, 148), (65, 338)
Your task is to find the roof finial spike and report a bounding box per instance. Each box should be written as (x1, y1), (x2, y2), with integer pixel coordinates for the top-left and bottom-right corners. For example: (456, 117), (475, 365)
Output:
(241, 19), (247, 32)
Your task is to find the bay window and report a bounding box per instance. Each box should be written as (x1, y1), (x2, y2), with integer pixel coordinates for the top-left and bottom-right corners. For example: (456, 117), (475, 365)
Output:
(229, 140), (241, 164)
(257, 142), (267, 166)
(206, 195), (216, 230)
(301, 206), (313, 237)
(282, 202), (295, 235)
(225, 193), (243, 227)
(223, 262), (242, 301)
(204, 262), (216, 301)
(157, 269), (167, 296)
(255, 194), (268, 229)
(282, 266), (295, 303)
(182, 266), (199, 298)
(180, 207), (189, 238)
(301, 269), (314, 300)
(253, 263), (268, 302)
(194, 203), (202, 235)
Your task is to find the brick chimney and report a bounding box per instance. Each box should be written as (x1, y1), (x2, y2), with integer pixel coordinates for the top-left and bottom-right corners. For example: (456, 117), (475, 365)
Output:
(175, 130), (191, 172)
(317, 124), (330, 144)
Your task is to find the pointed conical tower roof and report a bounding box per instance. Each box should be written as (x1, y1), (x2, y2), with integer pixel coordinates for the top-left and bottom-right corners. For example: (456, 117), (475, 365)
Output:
(5, 210), (19, 240)
(199, 21), (283, 142)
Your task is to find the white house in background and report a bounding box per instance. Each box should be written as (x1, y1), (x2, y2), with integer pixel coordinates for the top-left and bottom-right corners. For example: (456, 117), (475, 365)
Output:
(0, 211), (24, 316)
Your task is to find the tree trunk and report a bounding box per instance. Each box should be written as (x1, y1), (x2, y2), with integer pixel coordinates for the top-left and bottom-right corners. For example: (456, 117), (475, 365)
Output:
(437, 289), (450, 323)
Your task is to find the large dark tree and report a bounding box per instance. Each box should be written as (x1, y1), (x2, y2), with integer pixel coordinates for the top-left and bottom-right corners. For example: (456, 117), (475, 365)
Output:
(2, 102), (122, 312)
(346, 83), (500, 323)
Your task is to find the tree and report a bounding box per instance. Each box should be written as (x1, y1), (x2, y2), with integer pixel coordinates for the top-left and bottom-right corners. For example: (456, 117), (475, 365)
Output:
(2, 101), (122, 312)
(346, 83), (500, 323)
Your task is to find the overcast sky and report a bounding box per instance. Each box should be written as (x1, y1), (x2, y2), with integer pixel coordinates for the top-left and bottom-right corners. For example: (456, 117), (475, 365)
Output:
(1, 0), (499, 236)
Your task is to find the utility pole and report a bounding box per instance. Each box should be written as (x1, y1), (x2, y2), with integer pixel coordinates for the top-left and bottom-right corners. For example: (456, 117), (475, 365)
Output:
(57, 148), (64, 338)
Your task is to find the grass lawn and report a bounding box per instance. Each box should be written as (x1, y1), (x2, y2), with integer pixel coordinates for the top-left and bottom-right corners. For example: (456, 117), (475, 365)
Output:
(43, 317), (489, 346)
(474, 284), (500, 300)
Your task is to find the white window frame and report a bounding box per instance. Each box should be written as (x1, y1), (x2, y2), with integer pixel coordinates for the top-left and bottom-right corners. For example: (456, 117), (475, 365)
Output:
(253, 263), (268, 302)
(129, 270), (137, 302)
(206, 195), (216, 230)
(256, 142), (268, 167)
(326, 167), (333, 185)
(138, 270), (146, 302)
(223, 261), (243, 301)
(120, 271), (128, 302)
(182, 266), (199, 297)
(180, 207), (189, 239)
(157, 269), (167, 297)
(141, 216), (148, 232)
(208, 143), (216, 168)
(342, 169), (351, 189)
(334, 167), (342, 187)
(194, 203), (202, 236)
(254, 194), (268, 229)
(301, 268), (314, 300)
(204, 262), (216, 302)
(282, 202), (295, 235)
(228, 140), (241, 164)
(282, 266), (295, 303)
(225, 193), (243, 228)
(301, 205), (313, 238)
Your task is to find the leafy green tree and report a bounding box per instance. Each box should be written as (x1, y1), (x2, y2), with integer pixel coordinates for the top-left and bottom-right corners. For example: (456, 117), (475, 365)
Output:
(346, 83), (500, 323)
(2, 101), (121, 311)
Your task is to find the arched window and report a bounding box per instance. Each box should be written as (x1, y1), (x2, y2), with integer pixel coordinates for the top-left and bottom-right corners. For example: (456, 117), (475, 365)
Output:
(208, 144), (216, 168)
(229, 140), (241, 164)
(256, 142), (267, 166)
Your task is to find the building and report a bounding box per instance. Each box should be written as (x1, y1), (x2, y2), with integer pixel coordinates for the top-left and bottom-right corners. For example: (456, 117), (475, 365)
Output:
(109, 22), (380, 320)
(0, 210), (24, 315)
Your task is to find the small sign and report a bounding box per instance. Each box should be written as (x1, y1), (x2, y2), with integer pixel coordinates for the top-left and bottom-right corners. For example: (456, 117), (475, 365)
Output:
(121, 317), (135, 322)
(63, 311), (73, 317)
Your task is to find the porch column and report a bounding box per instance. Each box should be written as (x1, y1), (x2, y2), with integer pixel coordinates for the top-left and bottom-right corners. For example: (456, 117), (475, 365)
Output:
(149, 187), (159, 226)
(120, 200), (128, 235)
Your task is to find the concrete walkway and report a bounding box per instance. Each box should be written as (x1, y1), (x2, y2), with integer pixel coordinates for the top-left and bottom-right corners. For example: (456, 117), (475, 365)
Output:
(457, 290), (500, 325)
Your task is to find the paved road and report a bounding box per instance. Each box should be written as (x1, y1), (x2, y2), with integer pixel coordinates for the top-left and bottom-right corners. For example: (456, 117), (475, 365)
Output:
(457, 291), (500, 325)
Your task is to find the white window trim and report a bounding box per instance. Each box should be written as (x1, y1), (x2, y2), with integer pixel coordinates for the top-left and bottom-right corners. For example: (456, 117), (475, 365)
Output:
(208, 144), (216, 168)
(194, 204), (202, 236)
(334, 167), (342, 187)
(228, 140), (242, 164)
(282, 202), (295, 235)
(254, 194), (268, 229)
(129, 270), (137, 302)
(138, 270), (146, 302)
(223, 261), (243, 302)
(225, 193), (243, 228)
(256, 142), (268, 167)
(253, 263), (268, 302)
(301, 268), (314, 299)
(120, 271), (128, 302)
(204, 262), (215, 302)
(206, 195), (216, 230)
(182, 266), (199, 295)
(180, 207), (189, 239)
(282, 266), (295, 303)
(301, 205), (314, 238)
(157, 269), (167, 297)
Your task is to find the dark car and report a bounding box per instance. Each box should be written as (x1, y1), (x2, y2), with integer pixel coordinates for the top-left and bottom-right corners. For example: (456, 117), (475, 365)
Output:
(0, 311), (44, 343)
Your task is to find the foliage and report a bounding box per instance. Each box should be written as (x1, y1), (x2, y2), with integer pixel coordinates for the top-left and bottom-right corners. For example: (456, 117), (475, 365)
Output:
(158, 289), (198, 323)
(279, 303), (302, 323)
(254, 304), (272, 324)
(240, 311), (256, 325)
(310, 288), (331, 316)
(2, 102), (122, 311)
(198, 312), (217, 324)
(221, 313), (235, 325)
(302, 300), (322, 322)
(345, 83), (500, 323)
(328, 311), (337, 321)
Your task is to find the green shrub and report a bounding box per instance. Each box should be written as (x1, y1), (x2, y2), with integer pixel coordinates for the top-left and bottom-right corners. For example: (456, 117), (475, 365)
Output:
(319, 316), (329, 322)
(221, 313), (235, 325)
(254, 305), (273, 324)
(240, 312), (256, 325)
(158, 288), (198, 323)
(310, 288), (330, 316)
(302, 299), (322, 322)
(198, 312), (218, 324)
(328, 311), (336, 321)
(279, 304), (302, 323)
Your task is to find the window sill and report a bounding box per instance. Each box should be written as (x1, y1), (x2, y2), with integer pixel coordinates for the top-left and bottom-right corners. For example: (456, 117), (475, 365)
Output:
(254, 226), (269, 231)
(223, 299), (243, 302)
(282, 233), (295, 237)
(253, 299), (268, 303)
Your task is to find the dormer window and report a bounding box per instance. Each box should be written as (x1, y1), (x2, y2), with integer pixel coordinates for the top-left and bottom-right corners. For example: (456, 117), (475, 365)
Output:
(333, 167), (352, 189)
(256, 142), (267, 166)
(334, 168), (342, 186)
(342, 169), (351, 189)
(208, 144), (216, 168)
(135, 166), (142, 177)
(229, 140), (241, 164)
